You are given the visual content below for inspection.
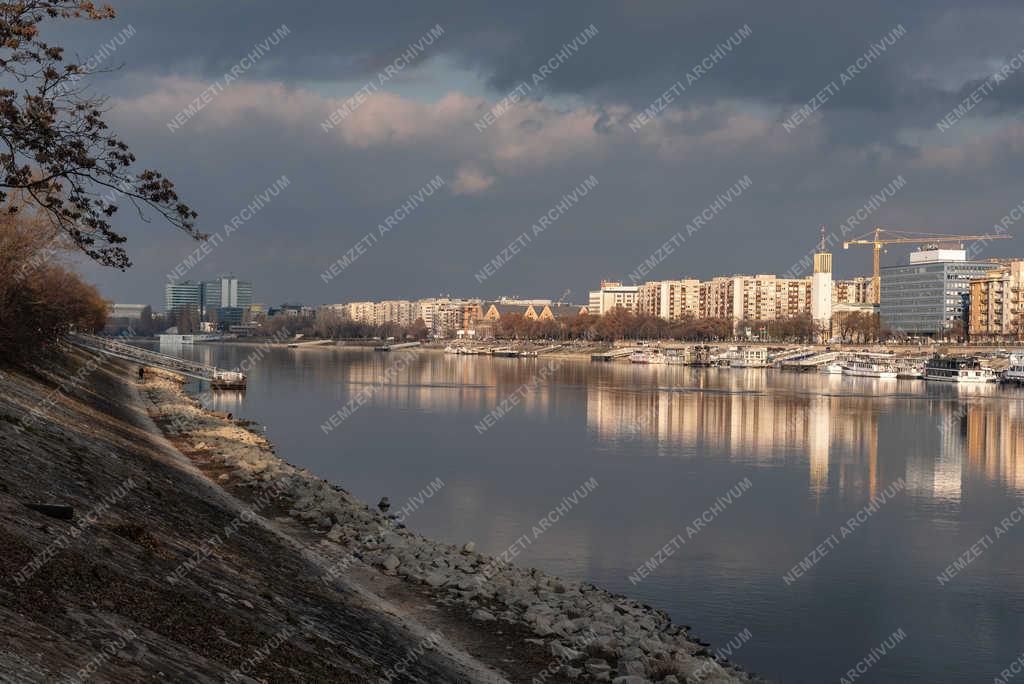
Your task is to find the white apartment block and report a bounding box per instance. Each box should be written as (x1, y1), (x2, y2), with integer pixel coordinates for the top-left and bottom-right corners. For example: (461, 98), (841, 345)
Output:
(588, 281), (640, 315)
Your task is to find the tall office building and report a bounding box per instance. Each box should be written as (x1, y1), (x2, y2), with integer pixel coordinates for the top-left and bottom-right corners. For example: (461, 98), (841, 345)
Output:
(880, 249), (994, 336)
(164, 281), (203, 314)
(202, 274), (253, 317)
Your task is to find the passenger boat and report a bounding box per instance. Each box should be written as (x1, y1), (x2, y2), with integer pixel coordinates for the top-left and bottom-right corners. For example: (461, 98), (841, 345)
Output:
(1004, 354), (1024, 384)
(841, 359), (897, 379)
(732, 347), (769, 368)
(895, 361), (925, 379)
(820, 362), (843, 375)
(924, 355), (997, 383)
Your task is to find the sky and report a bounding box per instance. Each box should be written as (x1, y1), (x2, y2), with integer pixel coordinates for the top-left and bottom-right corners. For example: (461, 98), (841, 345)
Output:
(49, 1), (1024, 308)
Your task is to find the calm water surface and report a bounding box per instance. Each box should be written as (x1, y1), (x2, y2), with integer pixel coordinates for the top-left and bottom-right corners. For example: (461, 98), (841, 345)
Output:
(159, 343), (1024, 683)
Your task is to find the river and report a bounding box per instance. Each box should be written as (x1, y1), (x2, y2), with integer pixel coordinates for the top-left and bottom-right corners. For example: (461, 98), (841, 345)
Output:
(156, 343), (1024, 683)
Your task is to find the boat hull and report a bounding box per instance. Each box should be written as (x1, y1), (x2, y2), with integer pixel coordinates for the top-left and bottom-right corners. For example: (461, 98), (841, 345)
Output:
(924, 373), (996, 383)
(842, 367), (897, 379)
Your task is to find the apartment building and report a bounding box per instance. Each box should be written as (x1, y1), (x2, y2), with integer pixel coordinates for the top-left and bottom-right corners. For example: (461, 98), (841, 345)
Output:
(588, 281), (640, 315)
(969, 260), (1024, 340)
(344, 301), (376, 324)
(775, 277), (812, 318)
(834, 277), (875, 305)
(375, 300), (414, 327)
(432, 299), (483, 337)
(696, 274), (814, 323)
(636, 280), (701, 320)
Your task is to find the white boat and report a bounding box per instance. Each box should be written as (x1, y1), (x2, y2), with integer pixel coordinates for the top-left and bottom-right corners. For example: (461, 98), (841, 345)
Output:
(1004, 354), (1024, 383)
(895, 361), (924, 379)
(733, 347), (769, 368)
(842, 360), (897, 379)
(630, 351), (663, 364)
(925, 355), (997, 383)
(820, 362), (843, 374)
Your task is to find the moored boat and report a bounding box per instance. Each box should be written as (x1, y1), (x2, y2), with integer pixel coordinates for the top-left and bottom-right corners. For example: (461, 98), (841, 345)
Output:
(842, 359), (897, 379)
(820, 362), (843, 375)
(1004, 354), (1024, 384)
(895, 361), (925, 379)
(924, 355), (997, 383)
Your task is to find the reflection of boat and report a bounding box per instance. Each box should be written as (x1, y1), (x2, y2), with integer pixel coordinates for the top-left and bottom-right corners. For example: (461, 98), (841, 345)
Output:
(820, 362), (843, 375)
(925, 355), (997, 383)
(1003, 354), (1024, 384)
(842, 359), (897, 378)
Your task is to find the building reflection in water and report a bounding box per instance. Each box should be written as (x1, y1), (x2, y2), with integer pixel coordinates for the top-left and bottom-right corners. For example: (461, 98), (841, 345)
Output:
(195, 346), (1024, 504)
(584, 367), (1024, 503)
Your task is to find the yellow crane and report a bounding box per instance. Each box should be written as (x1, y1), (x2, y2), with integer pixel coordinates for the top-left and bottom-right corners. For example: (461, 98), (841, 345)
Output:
(842, 227), (1012, 304)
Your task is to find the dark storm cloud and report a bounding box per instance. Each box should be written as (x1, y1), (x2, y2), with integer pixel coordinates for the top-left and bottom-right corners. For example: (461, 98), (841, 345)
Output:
(53, 1), (1024, 307)
(50, 2), (1024, 114)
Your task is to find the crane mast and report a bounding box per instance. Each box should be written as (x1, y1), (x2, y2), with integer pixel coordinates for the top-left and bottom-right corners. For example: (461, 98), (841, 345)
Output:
(842, 226), (1012, 304)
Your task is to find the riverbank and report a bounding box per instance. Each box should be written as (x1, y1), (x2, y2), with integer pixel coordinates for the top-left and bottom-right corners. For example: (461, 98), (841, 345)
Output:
(143, 368), (763, 683)
(0, 350), (761, 682)
(0, 350), (520, 682)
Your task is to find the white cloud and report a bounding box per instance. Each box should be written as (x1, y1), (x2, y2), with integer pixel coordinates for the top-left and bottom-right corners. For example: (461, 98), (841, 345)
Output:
(451, 163), (495, 195)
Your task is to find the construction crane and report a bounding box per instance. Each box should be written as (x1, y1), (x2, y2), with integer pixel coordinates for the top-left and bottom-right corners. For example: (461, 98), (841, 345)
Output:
(842, 227), (1012, 304)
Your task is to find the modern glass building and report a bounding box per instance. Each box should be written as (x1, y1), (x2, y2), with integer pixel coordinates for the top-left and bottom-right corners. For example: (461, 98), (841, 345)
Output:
(164, 281), (203, 314)
(880, 249), (995, 336)
(201, 274), (253, 317)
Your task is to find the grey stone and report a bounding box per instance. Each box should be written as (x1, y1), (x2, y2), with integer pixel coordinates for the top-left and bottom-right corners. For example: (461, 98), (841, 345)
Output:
(381, 554), (400, 572)
(424, 573), (448, 588)
(621, 660), (646, 676)
(471, 609), (496, 622)
(585, 658), (611, 676)
(550, 641), (582, 661)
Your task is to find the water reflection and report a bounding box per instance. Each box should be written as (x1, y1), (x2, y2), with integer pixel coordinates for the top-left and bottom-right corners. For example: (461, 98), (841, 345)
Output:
(583, 366), (1024, 503)
(151, 345), (1024, 683)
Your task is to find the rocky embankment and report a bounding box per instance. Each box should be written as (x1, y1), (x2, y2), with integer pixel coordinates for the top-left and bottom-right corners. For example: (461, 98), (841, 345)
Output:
(144, 369), (763, 684)
(0, 351), (510, 682)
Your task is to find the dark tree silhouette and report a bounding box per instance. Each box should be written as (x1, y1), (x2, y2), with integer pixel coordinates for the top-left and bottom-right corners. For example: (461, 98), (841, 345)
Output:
(0, 1), (199, 268)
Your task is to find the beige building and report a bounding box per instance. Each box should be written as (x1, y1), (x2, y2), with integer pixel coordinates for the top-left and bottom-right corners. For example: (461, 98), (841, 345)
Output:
(774, 277), (812, 318)
(636, 280), (701, 320)
(588, 281), (640, 315)
(969, 260), (1024, 340)
(374, 300), (414, 327)
(834, 277), (875, 305)
(696, 274), (813, 324)
(427, 299), (483, 337)
(343, 301), (376, 324)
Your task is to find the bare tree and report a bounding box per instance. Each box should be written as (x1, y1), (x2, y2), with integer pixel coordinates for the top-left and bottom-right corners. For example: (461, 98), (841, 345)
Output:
(0, 1), (198, 268)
